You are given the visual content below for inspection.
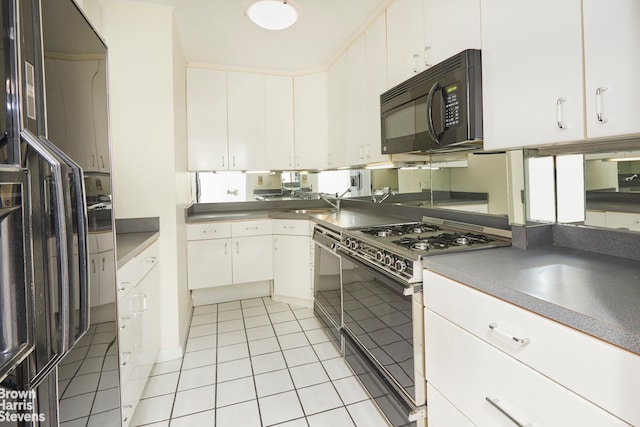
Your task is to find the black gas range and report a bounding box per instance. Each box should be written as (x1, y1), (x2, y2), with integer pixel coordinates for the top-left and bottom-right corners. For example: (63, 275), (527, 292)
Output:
(340, 216), (512, 284)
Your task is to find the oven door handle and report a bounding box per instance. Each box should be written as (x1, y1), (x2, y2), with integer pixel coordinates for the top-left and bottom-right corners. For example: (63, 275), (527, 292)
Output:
(337, 247), (422, 296)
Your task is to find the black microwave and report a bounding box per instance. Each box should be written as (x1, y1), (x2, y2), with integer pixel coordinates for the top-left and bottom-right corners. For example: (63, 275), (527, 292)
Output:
(380, 49), (483, 154)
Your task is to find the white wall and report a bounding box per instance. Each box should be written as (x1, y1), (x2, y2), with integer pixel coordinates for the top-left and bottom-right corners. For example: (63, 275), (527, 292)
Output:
(100, 0), (191, 359)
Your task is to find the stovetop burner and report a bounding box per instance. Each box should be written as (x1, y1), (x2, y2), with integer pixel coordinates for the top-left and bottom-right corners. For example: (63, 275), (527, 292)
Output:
(391, 232), (495, 252)
(360, 223), (441, 238)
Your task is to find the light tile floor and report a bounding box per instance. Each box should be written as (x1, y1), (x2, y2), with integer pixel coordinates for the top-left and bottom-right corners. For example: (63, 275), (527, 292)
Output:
(131, 297), (391, 426)
(58, 321), (121, 426)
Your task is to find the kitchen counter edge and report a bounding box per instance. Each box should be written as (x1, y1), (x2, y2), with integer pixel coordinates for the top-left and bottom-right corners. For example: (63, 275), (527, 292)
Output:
(422, 245), (640, 355)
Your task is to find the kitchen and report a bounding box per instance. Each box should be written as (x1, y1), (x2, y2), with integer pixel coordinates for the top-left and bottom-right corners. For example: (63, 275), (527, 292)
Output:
(1, 0), (639, 426)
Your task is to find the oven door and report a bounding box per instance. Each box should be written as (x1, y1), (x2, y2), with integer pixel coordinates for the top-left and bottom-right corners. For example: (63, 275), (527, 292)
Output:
(338, 249), (420, 419)
(312, 239), (342, 347)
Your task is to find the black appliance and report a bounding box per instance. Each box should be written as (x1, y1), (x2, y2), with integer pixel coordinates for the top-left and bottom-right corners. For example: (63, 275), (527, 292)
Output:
(1, 0), (119, 425)
(381, 49), (483, 154)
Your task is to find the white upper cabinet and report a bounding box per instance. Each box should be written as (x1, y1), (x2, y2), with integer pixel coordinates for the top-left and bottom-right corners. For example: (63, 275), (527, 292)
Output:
(364, 14), (389, 164)
(265, 75), (295, 170)
(481, 0), (585, 150)
(583, 0), (640, 140)
(327, 53), (347, 169)
(227, 72), (266, 171)
(294, 73), (329, 170)
(423, 0), (481, 66)
(186, 68), (228, 170)
(386, 0), (425, 88)
(345, 36), (367, 166)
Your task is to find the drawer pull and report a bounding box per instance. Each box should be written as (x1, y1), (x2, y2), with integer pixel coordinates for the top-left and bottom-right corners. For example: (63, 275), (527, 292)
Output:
(485, 397), (532, 427)
(488, 323), (531, 345)
(143, 256), (157, 265)
(117, 282), (130, 292)
(120, 351), (132, 366)
(245, 226), (259, 231)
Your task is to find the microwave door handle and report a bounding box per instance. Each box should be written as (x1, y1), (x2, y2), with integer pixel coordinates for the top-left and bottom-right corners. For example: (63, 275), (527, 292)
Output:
(40, 136), (90, 342)
(426, 82), (442, 145)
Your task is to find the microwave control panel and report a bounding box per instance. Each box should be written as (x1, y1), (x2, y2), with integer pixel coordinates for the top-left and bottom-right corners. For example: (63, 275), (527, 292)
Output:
(444, 83), (460, 129)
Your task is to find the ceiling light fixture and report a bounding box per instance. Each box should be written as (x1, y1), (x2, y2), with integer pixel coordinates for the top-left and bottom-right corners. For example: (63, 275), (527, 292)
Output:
(246, 1), (298, 31)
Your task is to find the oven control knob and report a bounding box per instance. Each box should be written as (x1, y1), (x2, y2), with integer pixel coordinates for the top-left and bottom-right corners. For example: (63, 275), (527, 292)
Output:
(395, 259), (406, 272)
(344, 238), (353, 249)
(384, 254), (393, 266)
(375, 251), (385, 262)
(350, 239), (359, 250)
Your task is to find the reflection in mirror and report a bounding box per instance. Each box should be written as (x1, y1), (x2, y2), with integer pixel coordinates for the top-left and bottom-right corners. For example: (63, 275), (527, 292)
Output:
(584, 150), (640, 231)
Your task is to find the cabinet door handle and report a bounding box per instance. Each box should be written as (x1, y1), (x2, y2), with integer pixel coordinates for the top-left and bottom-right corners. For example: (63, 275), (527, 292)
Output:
(119, 316), (131, 330)
(232, 155), (236, 167)
(236, 241), (239, 254)
(424, 46), (432, 67)
(412, 53), (420, 73)
(488, 323), (530, 345)
(91, 154), (96, 167)
(100, 155), (105, 168)
(120, 351), (132, 366)
(117, 282), (129, 292)
(92, 258), (96, 274)
(556, 97), (567, 129)
(101, 256), (106, 271)
(224, 242), (228, 255)
(485, 397), (532, 427)
(222, 156), (225, 168)
(143, 256), (157, 265)
(596, 87), (608, 123)
(274, 237), (278, 250)
(245, 226), (259, 231)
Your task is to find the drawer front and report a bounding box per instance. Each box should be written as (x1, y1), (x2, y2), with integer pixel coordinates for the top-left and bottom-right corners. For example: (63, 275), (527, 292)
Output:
(137, 240), (159, 281)
(427, 383), (474, 427)
(425, 308), (630, 426)
(605, 211), (640, 231)
(117, 256), (141, 298)
(272, 219), (311, 236)
(187, 222), (232, 241)
(231, 219), (272, 237)
(423, 270), (640, 426)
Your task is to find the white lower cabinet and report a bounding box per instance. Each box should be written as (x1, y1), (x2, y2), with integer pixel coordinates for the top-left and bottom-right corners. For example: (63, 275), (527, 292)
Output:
(272, 220), (313, 305)
(89, 231), (116, 307)
(187, 220), (272, 289)
(423, 270), (640, 426)
(425, 308), (628, 426)
(426, 383), (474, 427)
(117, 240), (160, 427)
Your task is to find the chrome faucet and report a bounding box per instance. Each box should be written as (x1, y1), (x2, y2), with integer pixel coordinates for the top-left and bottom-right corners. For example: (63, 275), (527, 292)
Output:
(318, 188), (351, 210)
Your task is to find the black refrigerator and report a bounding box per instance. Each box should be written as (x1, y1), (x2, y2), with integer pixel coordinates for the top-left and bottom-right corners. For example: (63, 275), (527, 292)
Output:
(0, 0), (120, 425)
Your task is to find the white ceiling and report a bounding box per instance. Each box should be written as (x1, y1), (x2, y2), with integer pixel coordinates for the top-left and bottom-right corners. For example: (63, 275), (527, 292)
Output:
(134, 0), (390, 73)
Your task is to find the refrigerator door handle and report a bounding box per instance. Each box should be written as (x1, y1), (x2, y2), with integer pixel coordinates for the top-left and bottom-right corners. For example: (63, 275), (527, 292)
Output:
(38, 135), (90, 345)
(20, 131), (72, 359)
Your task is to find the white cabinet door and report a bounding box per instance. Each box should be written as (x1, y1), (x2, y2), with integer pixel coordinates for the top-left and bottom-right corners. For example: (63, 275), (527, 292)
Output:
(386, 0), (424, 87)
(227, 72), (265, 171)
(423, 0), (481, 66)
(98, 250), (116, 305)
(481, 0), (585, 150)
(327, 53), (346, 169)
(186, 68), (228, 170)
(583, 0), (640, 139)
(273, 235), (312, 301)
(187, 239), (233, 289)
(364, 14), (389, 164)
(92, 59), (110, 173)
(232, 235), (273, 284)
(345, 36), (367, 167)
(265, 75), (295, 170)
(294, 73), (329, 170)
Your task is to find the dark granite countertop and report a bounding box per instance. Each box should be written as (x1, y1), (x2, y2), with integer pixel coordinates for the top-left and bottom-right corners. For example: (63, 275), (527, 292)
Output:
(422, 245), (640, 355)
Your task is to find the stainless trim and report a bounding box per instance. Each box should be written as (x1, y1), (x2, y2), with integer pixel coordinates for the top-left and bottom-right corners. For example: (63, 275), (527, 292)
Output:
(556, 97), (567, 129)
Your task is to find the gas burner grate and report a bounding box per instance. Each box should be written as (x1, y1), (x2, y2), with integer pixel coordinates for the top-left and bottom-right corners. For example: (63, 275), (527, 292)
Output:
(360, 223), (441, 238)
